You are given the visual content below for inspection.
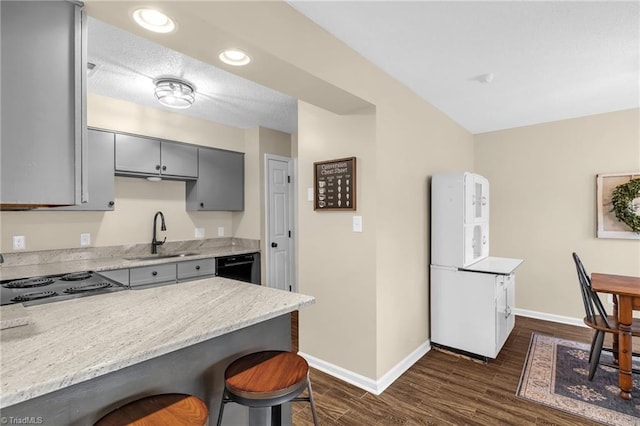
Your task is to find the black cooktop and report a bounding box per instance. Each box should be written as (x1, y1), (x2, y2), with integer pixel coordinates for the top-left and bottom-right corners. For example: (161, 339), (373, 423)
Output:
(0, 271), (128, 306)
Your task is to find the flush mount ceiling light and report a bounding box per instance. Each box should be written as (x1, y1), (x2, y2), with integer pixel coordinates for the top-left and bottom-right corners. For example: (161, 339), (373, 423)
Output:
(132, 8), (175, 33)
(154, 78), (196, 109)
(219, 49), (251, 66)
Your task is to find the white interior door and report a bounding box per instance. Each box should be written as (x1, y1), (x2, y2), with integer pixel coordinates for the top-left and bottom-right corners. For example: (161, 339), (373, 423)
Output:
(266, 156), (292, 291)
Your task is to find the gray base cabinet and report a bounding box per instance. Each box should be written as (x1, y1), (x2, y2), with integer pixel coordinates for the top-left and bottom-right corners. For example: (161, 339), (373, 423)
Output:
(52, 129), (115, 211)
(177, 258), (215, 281)
(1, 0), (86, 208)
(187, 147), (244, 211)
(115, 134), (198, 180)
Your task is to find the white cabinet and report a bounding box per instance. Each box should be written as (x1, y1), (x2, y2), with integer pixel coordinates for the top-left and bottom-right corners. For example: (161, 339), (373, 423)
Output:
(430, 266), (516, 359)
(464, 223), (489, 266)
(432, 172), (489, 268)
(464, 173), (489, 224)
(430, 172), (522, 360)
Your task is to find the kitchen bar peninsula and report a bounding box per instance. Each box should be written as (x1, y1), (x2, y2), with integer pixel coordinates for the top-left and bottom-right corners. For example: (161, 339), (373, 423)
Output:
(0, 277), (314, 425)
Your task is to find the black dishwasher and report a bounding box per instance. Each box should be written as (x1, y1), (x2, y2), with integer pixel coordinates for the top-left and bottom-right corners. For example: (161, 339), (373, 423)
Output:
(215, 253), (260, 284)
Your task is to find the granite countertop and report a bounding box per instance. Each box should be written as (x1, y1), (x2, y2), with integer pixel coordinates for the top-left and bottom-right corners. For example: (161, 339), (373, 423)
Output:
(0, 239), (259, 281)
(0, 277), (314, 408)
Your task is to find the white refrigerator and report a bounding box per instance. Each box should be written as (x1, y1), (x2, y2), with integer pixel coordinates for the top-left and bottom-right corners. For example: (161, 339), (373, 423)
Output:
(430, 172), (523, 360)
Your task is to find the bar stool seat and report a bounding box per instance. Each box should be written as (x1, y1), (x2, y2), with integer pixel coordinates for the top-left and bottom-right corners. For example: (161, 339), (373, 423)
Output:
(95, 393), (208, 426)
(217, 350), (318, 426)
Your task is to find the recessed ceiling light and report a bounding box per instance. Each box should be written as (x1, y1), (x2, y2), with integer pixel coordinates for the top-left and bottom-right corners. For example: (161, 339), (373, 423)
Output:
(132, 8), (175, 33)
(219, 49), (251, 66)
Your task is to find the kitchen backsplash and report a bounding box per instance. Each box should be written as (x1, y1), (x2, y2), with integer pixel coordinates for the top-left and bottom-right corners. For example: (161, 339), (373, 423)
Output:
(0, 238), (259, 267)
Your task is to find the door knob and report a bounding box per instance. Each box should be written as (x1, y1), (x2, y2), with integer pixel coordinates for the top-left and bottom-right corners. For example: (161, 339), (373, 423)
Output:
(271, 242), (278, 248)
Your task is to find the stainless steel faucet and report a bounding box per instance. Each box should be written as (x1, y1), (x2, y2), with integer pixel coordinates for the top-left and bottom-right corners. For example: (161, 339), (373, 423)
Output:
(151, 211), (167, 254)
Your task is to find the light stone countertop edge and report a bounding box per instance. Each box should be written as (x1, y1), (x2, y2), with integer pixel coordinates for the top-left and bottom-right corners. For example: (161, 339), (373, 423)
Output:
(0, 245), (259, 281)
(0, 277), (314, 408)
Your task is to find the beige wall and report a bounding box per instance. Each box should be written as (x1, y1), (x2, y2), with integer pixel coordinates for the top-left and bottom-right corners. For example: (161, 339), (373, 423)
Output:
(474, 109), (640, 320)
(373, 98), (474, 376)
(232, 127), (260, 241)
(0, 94), (245, 252)
(234, 126), (293, 285)
(298, 101), (379, 377)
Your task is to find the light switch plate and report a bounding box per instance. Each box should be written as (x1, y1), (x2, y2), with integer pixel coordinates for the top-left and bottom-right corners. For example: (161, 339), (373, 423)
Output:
(307, 188), (314, 202)
(12, 236), (25, 250)
(195, 227), (205, 239)
(218, 226), (225, 237)
(353, 216), (363, 232)
(80, 233), (91, 246)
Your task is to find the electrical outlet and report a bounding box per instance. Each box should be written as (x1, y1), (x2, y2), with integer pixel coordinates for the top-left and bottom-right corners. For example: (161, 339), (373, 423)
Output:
(218, 226), (225, 237)
(12, 235), (25, 251)
(80, 233), (91, 246)
(195, 227), (205, 239)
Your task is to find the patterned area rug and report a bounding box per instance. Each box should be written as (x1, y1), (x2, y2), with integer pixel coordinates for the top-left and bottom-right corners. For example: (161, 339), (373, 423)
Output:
(517, 333), (640, 425)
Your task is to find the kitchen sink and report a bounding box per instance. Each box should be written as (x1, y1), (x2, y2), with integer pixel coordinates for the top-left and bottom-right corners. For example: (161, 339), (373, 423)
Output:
(123, 252), (201, 261)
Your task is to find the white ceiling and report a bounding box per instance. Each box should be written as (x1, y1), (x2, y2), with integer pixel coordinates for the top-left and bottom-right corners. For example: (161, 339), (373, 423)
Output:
(290, 0), (639, 134)
(88, 1), (640, 135)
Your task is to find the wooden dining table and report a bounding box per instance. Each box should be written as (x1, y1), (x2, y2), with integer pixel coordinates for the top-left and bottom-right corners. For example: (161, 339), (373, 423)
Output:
(591, 272), (640, 400)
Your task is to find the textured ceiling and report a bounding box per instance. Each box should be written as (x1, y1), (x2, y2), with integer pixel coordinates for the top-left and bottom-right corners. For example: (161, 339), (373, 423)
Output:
(290, 0), (639, 133)
(87, 17), (298, 134)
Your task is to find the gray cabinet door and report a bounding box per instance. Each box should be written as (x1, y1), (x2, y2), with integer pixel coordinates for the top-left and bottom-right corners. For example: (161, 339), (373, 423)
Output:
(129, 264), (177, 288)
(54, 129), (115, 211)
(115, 134), (197, 179)
(115, 134), (161, 176)
(1, 0), (86, 207)
(161, 142), (198, 178)
(186, 148), (244, 211)
(177, 258), (215, 281)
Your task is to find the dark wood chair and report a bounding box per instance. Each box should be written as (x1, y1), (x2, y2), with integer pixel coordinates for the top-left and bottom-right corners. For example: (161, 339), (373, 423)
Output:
(95, 393), (208, 426)
(573, 252), (640, 380)
(217, 350), (319, 426)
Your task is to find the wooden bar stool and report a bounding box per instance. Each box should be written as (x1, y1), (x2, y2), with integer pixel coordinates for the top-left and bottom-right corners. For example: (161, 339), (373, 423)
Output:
(95, 393), (208, 426)
(217, 350), (319, 426)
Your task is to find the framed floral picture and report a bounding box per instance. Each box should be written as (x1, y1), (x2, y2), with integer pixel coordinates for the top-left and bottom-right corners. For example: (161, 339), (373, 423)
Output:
(596, 172), (640, 239)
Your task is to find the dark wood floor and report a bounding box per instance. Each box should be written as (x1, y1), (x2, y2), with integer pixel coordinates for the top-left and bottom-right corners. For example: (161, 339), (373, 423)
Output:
(291, 315), (633, 425)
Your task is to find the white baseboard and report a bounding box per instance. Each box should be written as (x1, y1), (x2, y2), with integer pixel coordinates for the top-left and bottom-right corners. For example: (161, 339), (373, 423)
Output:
(300, 310), (583, 395)
(513, 308), (586, 328)
(299, 340), (431, 396)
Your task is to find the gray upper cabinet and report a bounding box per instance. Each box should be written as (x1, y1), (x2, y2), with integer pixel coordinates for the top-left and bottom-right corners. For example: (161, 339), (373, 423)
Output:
(161, 142), (198, 178)
(115, 134), (197, 180)
(186, 147), (244, 211)
(53, 129), (115, 211)
(1, 0), (87, 208)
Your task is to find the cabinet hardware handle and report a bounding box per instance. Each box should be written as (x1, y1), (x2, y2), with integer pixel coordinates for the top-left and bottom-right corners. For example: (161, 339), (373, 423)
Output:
(108, 201), (114, 207)
(152, 271), (158, 276)
(155, 165), (161, 170)
(162, 165), (167, 171)
(200, 202), (204, 208)
(195, 265), (200, 270)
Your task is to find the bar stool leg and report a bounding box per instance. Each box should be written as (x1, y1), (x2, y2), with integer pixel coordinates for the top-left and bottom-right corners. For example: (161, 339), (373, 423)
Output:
(307, 381), (319, 426)
(216, 392), (226, 426)
(271, 404), (282, 426)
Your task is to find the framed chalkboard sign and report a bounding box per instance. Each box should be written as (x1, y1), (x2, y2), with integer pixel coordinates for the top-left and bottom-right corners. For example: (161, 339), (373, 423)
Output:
(314, 157), (356, 211)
